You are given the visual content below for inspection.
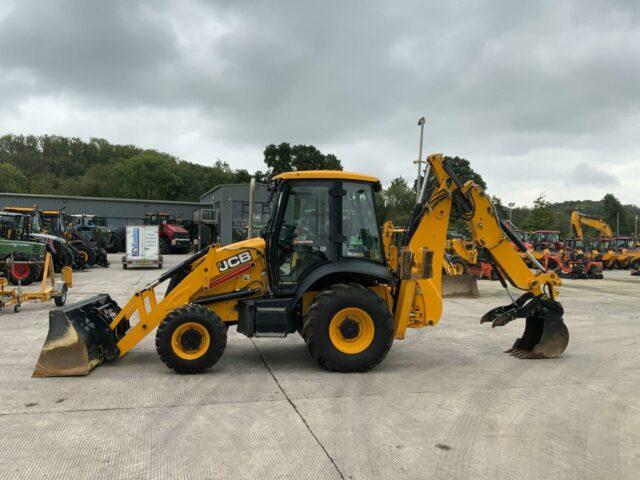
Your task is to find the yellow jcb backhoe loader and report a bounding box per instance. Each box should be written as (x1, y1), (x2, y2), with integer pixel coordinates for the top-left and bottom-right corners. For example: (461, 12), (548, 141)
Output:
(33, 154), (568, 377)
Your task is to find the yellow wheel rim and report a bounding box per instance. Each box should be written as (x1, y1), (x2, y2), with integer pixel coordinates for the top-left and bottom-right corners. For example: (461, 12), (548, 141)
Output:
(453, 263), (464, 275)
(79, 251), (89, 262)
(171, 322), (211, 360)
(329, 307), (375, 355)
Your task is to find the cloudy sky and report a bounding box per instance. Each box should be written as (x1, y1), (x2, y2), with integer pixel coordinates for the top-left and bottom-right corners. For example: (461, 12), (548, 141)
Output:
(0, 0), (638, 206)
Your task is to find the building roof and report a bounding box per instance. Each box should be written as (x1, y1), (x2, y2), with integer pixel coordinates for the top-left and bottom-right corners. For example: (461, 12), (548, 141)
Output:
(0, 191), (203, 206)
(198, 183), (268, 201)
(272, 170), (379, 183)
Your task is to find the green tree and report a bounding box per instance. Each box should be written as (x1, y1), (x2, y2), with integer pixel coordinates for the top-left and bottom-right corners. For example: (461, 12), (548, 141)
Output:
(382, 177), (415, 226)
(263, 143), (342, 177)
(523, 194), (558, 231)
(112, 152), (183, 200)
(0, 163), (28, 192)
(602, 193), (628, 235)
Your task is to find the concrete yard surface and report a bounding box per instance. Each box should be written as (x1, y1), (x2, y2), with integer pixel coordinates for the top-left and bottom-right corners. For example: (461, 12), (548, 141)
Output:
(0, 254), (639, 479)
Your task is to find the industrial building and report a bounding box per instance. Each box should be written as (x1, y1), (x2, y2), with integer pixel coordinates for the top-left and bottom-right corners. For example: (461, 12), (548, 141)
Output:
(0, 183), (270, 247)
(0, 192), (203, 229)
(198, 183), (270, 245)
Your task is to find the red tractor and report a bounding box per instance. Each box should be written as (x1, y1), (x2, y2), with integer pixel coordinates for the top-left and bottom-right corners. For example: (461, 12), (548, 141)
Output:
(531, 230), (564, 251)
(144, 212), (191, 254)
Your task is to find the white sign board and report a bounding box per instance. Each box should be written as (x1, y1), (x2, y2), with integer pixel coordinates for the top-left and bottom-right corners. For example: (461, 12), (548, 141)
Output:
(123, 225), (162, 268)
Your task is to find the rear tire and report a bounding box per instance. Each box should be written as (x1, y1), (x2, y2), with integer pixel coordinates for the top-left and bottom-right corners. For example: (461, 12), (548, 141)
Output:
(8, 262), (33, 286)
(155, 304), (227, 374)
(303, 283), (394, 372)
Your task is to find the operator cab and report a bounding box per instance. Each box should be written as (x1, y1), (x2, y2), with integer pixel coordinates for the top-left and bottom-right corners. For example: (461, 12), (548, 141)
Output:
(0, 212), (29, 240)
(263, 171), (386, 296)
(41, 211), (66, 236)
(4, 207), (43, 234)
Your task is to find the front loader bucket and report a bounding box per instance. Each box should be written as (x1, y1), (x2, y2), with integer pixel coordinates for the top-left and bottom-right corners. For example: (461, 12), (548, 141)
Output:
(32, 294), (123, 377)
(442, 274), (480, 298)
(481, 293), (569, 359)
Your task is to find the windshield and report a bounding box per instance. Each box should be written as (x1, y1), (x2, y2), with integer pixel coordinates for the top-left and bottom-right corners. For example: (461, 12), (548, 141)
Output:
(536, 232), (559, 242)
(0, 216), (19, 238)
(615, 238), (635, 249)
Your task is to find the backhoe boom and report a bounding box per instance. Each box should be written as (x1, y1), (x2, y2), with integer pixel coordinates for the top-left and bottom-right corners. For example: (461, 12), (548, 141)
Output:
(394, 154), (567, 358)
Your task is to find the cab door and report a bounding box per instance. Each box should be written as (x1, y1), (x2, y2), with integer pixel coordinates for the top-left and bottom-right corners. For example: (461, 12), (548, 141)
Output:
(268, 181), (335, 294)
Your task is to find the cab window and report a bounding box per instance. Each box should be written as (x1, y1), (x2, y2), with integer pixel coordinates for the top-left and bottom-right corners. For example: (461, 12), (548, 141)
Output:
(341, 182), (382, 263)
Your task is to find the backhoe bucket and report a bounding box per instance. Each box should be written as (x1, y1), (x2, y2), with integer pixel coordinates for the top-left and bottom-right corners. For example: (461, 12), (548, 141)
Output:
(32, 295), (123, 377)
(481, 293), (569, 359)
(442, 274), (480, 298)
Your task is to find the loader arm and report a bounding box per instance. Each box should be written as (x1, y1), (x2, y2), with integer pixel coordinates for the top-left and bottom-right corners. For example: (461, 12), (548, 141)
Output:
(33, 240), (269, 376)
(394, 154), (567, 358)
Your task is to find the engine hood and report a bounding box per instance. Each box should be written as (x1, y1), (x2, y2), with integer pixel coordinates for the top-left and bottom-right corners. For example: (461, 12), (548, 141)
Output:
(162, 223), (189, 235)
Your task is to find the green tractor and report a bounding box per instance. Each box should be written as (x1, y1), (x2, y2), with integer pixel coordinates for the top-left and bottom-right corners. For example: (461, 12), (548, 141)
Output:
(3, 206), (76, 272)
(0, 212), (46, 285)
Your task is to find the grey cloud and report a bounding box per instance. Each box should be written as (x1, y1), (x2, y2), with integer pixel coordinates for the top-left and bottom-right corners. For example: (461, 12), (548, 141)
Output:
(567, 162), (620, 187)
(0, 0), (638, 204)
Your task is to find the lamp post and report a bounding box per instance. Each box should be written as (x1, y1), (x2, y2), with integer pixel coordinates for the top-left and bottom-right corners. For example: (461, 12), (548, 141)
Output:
(508, 202), (516, 227)
(413, 116), (426, 200)
(635, 215), (638, 239)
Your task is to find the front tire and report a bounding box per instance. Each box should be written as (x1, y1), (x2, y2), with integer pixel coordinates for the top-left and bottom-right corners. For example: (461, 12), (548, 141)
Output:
(450, 256), (468, 275)
(160, 238), (171, 255)
(155, 304), (227, 374)
(303, 283), (394, 372)
(54, 284), (68, 307)
(77, 245), (96, 267)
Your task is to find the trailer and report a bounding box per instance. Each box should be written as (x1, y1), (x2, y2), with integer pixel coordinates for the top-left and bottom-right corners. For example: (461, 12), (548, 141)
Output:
(122, 225), (163, 269)
(0, 252), (72, 313)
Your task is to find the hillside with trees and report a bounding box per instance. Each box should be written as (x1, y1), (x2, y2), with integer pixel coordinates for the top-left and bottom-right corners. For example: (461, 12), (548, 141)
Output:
(0, 134), (637, 235)
(0, 135), (341, 202)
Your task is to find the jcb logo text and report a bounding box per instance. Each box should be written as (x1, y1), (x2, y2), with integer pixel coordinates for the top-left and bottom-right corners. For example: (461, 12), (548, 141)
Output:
(217, 251), (252, 272)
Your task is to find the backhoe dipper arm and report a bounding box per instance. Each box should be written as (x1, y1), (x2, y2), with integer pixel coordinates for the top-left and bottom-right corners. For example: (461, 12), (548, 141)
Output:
(571, 211), (613, 239)
(394, 154), (568, 359)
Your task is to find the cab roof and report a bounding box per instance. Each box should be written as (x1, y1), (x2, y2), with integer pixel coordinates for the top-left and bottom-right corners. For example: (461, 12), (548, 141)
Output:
(272, 170), (379, 183)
